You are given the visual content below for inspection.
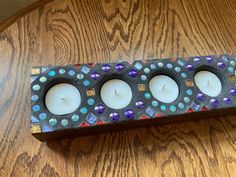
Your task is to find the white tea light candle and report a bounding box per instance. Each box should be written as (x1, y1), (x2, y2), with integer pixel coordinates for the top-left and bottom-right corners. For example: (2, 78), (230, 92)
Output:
(194, 71), (222, 97)
(45, 83), (81, 115)
(100, 79), (132, 109)
(149, 75), (179, 103)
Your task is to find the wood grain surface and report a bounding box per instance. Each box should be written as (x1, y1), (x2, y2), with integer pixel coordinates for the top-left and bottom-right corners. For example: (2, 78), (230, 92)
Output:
(0, 0), (236, 176)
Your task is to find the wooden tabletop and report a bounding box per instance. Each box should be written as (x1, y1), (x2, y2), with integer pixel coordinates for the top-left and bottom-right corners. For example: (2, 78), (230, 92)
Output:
(0, 0), (236, 176)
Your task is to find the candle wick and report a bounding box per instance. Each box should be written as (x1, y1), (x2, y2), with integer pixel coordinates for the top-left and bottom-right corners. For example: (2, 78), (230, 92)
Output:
(114, 89), (118, 95)
(59, 97), (66, 102)
(206, 80), (210, 87)
(162, 85), (166, 91)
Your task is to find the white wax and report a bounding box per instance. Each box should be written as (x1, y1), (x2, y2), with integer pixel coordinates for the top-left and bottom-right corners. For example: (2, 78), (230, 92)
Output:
(45, 83), (81, 115)
(194, 71), (222, 97)
(149, 75), (179, 103)
(100, 79), (132, 109)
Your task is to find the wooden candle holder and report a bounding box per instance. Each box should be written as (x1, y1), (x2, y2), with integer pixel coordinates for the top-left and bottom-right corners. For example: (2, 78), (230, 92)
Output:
(30, 54), (236, 141)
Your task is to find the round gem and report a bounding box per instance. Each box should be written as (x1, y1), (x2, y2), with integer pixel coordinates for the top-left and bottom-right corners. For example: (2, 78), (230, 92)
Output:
(48, 71), (56, 77)
(129, 69), (138, 77)
(39, 76), (47, 83)
(141, 75), (147, 81)
(181, 73), (187, 78)
(102, 64), (111, 72)
(87, 98), (95, 106)
(49, 118), (57, 126)
(206, 57), (213, 63)
(144, 68), (150, 74)
(230, 60), (236, 66)
(135, 100), (145, 109)
(217, 62), (226, 69)
(124, 109), (135, 119)
(151, 101), (158, 107)
(178, 103), (185, 109)
(72, 114), (79, 122)
(115, 63), (125, 71)
(160, 105), (166, 111)
(186, 89), (193, 96)
(144, 92), (151, 99)
(230, 89), (236, 96)
(32, 105), (40, 112)
(94, 105), (105, 114)
(175, 67), (181, 72)
(223, 97), (232, 104)
(170, 105), (176, 112)
(167, 63), (173, 69)
(32, 84), (40, 91)
(39, 113), (47, 120)
(91, 72), (100, 80)
(59, 69), (65, 74)
(77, 74), (84, 79)
(158, 62), (164, 67)
(210, 98), (219, 107)
(193, 57), (201, 63)
(184, 97), (190, 103)
(83, 80), (90, 86)
(80, 107), (88, 114)
(31, 95), (39, 101)
(68, 70), (75, 76)
(228, 67), (234, 72)
(150, 64), (156, 69)
(61, 119), (68, 126)
(186, 64), (194, 71)
(109, 112), (120, 121)
(196, 93), (205, 101)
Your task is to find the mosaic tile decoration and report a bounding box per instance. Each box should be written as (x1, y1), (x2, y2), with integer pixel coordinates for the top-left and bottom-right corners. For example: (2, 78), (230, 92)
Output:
(31, 54), (236, 141)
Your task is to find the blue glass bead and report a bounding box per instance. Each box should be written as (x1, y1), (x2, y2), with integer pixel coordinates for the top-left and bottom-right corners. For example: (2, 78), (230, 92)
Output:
(150, 64), (156, 69)
(68, 70), (75, 76)
(196, 93), (205, 101)
(83, 80), (90, 86)
(230, 89), (236, 96)
(94, 105), (105, 114)
(39, 113), (47, 120)
(175, 67), (181, 72)
(135, 100), (145, 109)
(115, 63), (125, 71)
(141, 75), (147, 81)
(228, 67), (234, 72)
(80, 107), (88, 114)
(32, 105), (40, 112)
(144, 68), (150, 74)
(170, 105), (176, 112)
(134, 62), (143, 70)
(167, 63), (173, 69)
(144, 92), (151, 99)
(206, 57), (213, 63)
(91, 72), (100, 80)
(186, 89), (193, 96)
(110, 112), (120, 121)
(86, 113), (97, 124)
(59, 69), (65, 74)
(181, 73), (187, 78)
(102, 64), (111, 72)
(39, 76), (47, 83)
(77, 74), (84, 79)
(32, 85), (40, 91)
(145, 106), (156, 117)
(230, 60), (236, 66)
(158, 62), (164, 67)
(184, 97), (190, 103)
(193, 57), (201, 63)
(223, 97), (232, 104)
(87, 98), (95, 106)
(151, 101), (158, 107)
(49, 118), (57, 126)
(48, 70), (56, 77)
(124, 109), (135, 119)
(160, 105), (166, 111)
(61, 119), (68, 126)
(71, 114), (79, 122)
(31, 95), (39, 101)
(186, 64), (194, 71)
(217, 62), (226, 69)
(81, 65), (90, 74)
(210, 99), (219, 108)
(129, 69), (138, 77)
(178, 103), (185, 109)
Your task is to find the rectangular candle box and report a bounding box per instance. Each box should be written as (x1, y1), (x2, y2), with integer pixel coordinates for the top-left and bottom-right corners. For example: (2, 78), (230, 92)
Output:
(31, 54), (236, 141)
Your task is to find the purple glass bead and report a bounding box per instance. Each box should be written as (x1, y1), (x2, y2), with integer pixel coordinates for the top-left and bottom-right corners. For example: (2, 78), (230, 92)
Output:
(115, 63), (125, 71)
(186, 64), (194, 71)
(91, 72), (100, 80)
(94, 105), (105, 114)
(196, 93), (205, 101)
(193, 57), (201, 63)
(135, 100), (145, 109)
(217, 62), (226, 69)
(129, 69), (138, 77)
(102, 64), (111, 72)
(206, 57), (213, 63)
(210, 98), (219, 108)
(124, 109), (135, 119)
(230, 89), (236, 96)
(223, 97), (232, 104)
(109, 112), (120, 121)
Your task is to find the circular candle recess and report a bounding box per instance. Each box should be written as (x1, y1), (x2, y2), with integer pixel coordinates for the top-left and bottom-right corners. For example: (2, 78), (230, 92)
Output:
(100, 79), (132, 109)
(45, 83), (81, 115)
(194, 71), (222, 97)
(149, 75), (179, 103)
